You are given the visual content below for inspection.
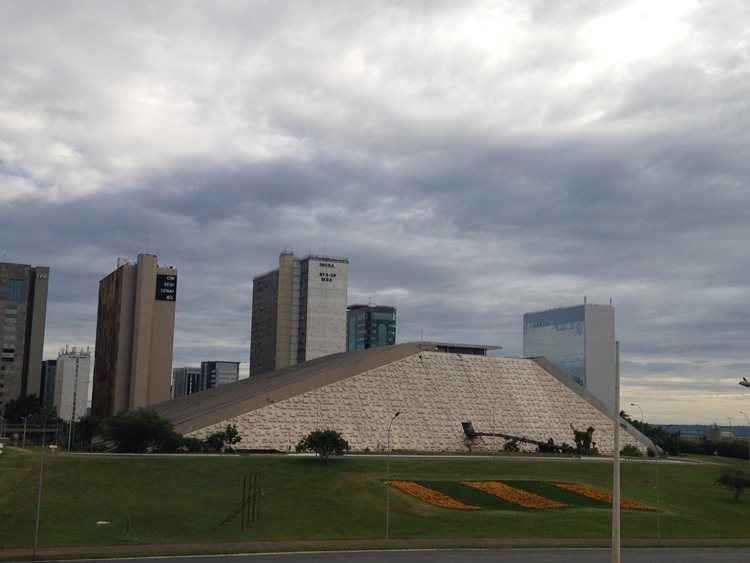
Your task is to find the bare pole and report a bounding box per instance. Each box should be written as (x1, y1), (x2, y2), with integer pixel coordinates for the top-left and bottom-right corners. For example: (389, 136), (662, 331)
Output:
(385, 411), (400, 540)
(612, 341), (621, 563)
(241, 475), (247, 531)
(632, 401), (660, 541)
(32, 451), (45, 561)
(740, 411), (750, 466)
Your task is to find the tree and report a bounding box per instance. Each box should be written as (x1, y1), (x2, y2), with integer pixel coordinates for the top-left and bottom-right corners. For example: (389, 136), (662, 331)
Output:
(620, 410), (680, 456)
(103, 408), (176, 453)
(75, 414), (101, 450)
(2, 394), (59, 424)
(224, 424), (242, 448)
(716, 469), (750, 502)
(296, 429), (350, 462)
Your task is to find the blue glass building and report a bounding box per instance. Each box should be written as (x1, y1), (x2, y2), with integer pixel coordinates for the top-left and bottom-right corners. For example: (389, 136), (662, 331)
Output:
(347, 304), (397, 352)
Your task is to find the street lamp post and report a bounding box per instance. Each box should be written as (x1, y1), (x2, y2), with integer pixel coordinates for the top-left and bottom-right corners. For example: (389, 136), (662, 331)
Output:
(630, 401), (660, 541)
(629, 402), (644, 428)
(612, 341), (621, 563)
(385, 411), (401, 540)
(739, 411), (750, 466)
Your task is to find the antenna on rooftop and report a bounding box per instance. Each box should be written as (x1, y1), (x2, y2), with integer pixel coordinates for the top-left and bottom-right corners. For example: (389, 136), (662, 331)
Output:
(610, 297), (613, 306)
(584, 295), (587, 305)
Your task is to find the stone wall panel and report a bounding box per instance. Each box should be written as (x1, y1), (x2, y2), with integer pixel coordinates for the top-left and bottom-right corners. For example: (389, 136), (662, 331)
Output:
(189, 353), (647, 455)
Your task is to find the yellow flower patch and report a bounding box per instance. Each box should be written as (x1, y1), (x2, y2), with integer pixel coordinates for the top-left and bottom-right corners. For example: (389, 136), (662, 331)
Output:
(389, 480), (479, 510)
(463, 481), (568, 509)
(552, 481), (658, 512)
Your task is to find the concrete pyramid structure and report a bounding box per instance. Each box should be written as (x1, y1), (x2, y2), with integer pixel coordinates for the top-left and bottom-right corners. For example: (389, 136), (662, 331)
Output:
(153, 343), (654, 454)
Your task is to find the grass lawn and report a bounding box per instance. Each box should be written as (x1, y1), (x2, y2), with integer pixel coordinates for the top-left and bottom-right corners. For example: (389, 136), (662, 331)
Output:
(2, 448), (750, 550)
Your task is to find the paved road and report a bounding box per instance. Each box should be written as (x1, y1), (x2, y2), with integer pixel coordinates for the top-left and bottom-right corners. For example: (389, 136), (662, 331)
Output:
(77, 548), (750, 563)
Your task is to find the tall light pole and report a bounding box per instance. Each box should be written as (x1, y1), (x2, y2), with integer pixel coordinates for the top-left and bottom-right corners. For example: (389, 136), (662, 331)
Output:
(67, 358), (83, 451)
(629, 402), (644, 427)
(739, 411), (750, 466)
(385, 411), (401, 540)
(612, 341), (621, 563)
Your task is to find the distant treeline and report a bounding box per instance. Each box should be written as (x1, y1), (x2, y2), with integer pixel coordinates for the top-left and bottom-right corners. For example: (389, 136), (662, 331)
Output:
(622, 412), (750, 459)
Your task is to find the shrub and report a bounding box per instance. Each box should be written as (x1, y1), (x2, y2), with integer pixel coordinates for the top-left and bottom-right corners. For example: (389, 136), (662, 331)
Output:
(716, 469), (750, 502)
(157, 431), (183, 453)
(178, 436), (205, 453)
(296, 429), (350, 462)
(621, 444), (643, 457)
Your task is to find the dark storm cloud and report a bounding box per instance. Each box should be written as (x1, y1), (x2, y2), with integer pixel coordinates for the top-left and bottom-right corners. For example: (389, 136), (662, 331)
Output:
(1, 0), (748, 421)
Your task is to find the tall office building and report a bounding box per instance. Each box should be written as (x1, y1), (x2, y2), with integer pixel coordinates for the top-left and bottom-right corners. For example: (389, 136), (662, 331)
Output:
(251, 252), (349, 376)
(347, 304), (397, 351)
(0, 262), (49, 412)
(55, 347), (91, 422)
(92, 254), (177, 418)
(523, 303), (616, 411)
(40, 359), (57, 408)
(172, 361), (240, 398)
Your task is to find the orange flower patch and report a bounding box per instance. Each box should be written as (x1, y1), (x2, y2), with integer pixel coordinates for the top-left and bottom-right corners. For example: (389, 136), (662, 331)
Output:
(462, 481), (568, 509)
(552, 481), (657, 512)
(389, 480), (479, 510)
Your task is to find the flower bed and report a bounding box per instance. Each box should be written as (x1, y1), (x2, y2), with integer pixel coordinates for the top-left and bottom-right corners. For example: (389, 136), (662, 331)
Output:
(389, 480), (480, 510)
(462, 481), (568, 509)
(552, 481), (658, 512)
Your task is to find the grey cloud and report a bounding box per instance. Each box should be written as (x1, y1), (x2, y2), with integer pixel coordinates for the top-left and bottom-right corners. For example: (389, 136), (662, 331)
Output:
(1, 1), (748, 422)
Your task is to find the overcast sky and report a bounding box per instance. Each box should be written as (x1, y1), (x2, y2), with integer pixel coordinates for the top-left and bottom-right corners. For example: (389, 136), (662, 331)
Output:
(1, 1), (748, 423)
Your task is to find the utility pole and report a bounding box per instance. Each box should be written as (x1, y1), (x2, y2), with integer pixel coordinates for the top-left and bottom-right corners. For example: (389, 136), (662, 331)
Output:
(612, 341), (621, 563)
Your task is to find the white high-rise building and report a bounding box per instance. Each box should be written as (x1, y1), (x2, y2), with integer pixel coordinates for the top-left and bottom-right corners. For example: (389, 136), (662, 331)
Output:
(251, 252), (349, 376)
(523, 303), (616, 412)
(55, 347), (92, 422)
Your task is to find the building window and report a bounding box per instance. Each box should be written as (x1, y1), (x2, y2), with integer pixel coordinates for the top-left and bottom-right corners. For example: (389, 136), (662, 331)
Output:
(7, 280), (25, 302)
